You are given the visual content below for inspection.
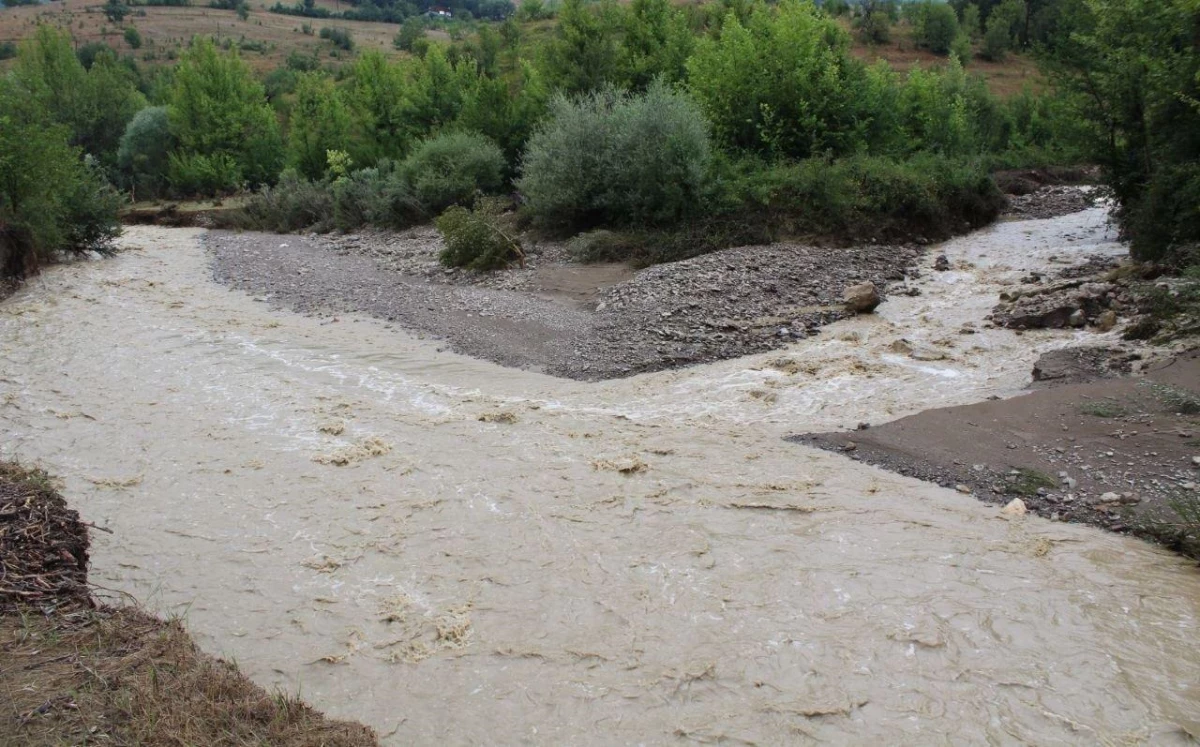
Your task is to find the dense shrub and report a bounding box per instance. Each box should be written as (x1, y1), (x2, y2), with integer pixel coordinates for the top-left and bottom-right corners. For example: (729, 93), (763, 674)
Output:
(166, 151), (242, 195)
(436, 198), (524, 271)
(124, 26), (142, 49)
(721, 154), (1003, 242)
(518, 81), (712, 229)
(118, 106), (176, 198)
(319, 26), (353, 51)
(235, 169), (335, 232)
(399, 131), (506, 213)
(333, 162), (426, 231)
(1, 85), (121, 277)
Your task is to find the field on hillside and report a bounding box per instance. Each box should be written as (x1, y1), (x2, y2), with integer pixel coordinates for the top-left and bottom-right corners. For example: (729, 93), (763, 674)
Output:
(0, 0), (419, 72)
(1, 0), (1040, 93)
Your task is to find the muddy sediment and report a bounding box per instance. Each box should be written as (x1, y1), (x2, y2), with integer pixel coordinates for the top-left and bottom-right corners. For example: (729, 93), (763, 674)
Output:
(793, 350), (1200, 549)
(3, 209), (1200, 743)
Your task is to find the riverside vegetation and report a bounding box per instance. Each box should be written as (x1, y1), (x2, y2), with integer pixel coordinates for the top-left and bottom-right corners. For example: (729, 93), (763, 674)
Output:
(0, 0), (1197, 319)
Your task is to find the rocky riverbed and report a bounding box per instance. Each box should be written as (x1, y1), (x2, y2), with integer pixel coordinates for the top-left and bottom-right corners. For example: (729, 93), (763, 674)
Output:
(208, 231), (922, 380)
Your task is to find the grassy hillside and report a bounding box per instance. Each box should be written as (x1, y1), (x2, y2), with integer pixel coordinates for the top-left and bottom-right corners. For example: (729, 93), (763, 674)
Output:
(1, 0), (1040, 93)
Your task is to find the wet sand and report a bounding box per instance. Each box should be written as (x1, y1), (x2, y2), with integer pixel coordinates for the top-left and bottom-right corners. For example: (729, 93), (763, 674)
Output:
(2, 214), (1199, 743)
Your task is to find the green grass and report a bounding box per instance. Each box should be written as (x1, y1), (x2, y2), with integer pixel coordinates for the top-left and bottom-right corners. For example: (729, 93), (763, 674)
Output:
(1004, 467), (1058, 497)
(1077, 399), (1129, 418)
(1149, 383), (1200, 415)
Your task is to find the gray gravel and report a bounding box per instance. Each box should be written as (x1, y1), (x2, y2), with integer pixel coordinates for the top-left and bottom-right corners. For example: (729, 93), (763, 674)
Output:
(207, 230), (922, 380)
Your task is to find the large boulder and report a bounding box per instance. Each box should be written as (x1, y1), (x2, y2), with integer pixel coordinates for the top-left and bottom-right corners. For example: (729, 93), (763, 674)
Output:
(843, 282), (881, 314)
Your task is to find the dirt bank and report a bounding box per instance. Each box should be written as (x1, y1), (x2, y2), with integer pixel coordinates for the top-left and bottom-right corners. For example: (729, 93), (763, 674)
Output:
(209, 230), (921, 380)
(793, 349), (1200, 555)
(0, 463), (377, 746)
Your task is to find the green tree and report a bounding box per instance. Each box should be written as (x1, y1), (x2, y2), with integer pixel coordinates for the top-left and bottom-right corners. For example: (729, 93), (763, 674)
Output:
(286, 73), (351, 180)
(457, 61), (548, 166)
(10, 27), (145, 171)
(913, 1), (961, 55)
(538, 0), (623, 94)
(1, 78), (120, 277)
(394, 17), (425, 52)
(168, 38), (284, 190)
(118, 106), (175, 197)
(103, 0), (129, 24)
(618, 0), (693, 89)
(346, 51), (409, 164)
(982, 0), (1022, 60)
(960, 2), (982, 39)
(124, 25), (142, 49)
(1044, 0), (1200, 260)
(688, 0), (870, 159)
(855, 1), (893, 44)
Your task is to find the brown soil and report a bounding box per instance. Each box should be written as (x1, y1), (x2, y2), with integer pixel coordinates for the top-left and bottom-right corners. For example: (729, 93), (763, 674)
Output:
(0, 464), (378, 747)
(792, 350), (1200, 557)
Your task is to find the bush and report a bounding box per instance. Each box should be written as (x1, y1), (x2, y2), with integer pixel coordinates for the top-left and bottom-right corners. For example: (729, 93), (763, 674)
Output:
(518, 81), (712, 229)
(436, 198), (523, 271)
(124, 25), (142, 49)
(721, 154), (1003, 242)
(166, 151), (242, 195)
(61, 158), (123, 251)
(235, 169), (334, 231)
(118, 106), (176, 198)
(333, 162), (425, 231)
(319, 26), (353, 51)
(399, 131), (506, 213)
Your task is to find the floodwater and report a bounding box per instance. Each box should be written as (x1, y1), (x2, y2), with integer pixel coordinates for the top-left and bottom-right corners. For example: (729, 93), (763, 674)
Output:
(2, 208), (1198, 743)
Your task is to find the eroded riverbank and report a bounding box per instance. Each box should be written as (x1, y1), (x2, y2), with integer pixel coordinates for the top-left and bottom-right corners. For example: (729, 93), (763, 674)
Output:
(2, 213), (1199, 743)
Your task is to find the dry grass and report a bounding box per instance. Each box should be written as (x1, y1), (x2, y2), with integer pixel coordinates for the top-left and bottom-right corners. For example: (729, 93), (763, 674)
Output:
(0, 0), (414, 73)
(0, 607), (378, 746)
(844, 23), (1042, 97)
(0, 461), (378, 746)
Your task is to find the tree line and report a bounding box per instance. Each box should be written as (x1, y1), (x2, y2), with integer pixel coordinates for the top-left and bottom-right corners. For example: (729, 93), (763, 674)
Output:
(1, 0), (1197, 275)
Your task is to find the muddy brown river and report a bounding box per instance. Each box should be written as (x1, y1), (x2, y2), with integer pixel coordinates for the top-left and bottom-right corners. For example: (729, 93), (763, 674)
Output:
(2, 210), (1199, 743)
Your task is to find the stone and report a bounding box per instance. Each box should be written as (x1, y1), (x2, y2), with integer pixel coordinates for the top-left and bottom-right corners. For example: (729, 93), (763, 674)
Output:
(1095, 309), (1118, 332)
(1001, 498), (1027, 517)
(1068, 309), (1087, 327)
(1099, 491), (1121, 503)
(843, 282), (881, 314)
(843, 441), (857, 452)
(955, 484), (972, 494)
(934, 255), (951, 272)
